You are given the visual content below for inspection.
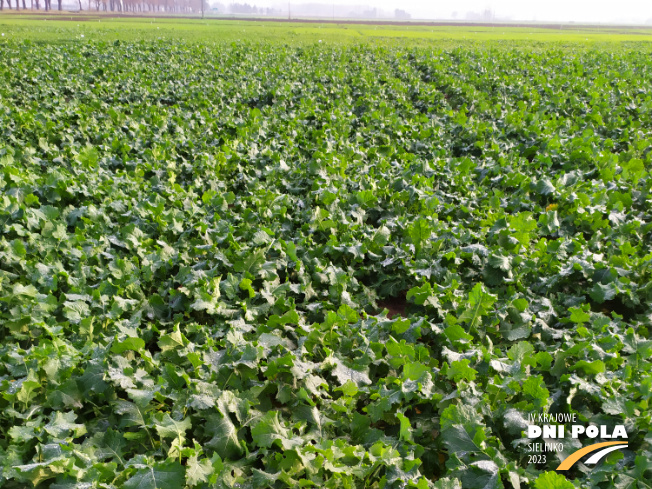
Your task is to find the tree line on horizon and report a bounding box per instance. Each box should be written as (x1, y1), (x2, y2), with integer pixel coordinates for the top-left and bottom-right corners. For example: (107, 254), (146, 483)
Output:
(0, 0), (206, 12)
(0, 0), (411, 16)
(0, 0), (60, 10)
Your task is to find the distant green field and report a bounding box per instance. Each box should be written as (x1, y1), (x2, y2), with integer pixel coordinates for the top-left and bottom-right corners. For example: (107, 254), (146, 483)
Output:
(1, 13), (652, 44)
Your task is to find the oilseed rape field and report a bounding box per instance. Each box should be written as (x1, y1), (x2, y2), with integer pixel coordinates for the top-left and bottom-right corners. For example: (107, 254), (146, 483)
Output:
(0, 18), (651, 489)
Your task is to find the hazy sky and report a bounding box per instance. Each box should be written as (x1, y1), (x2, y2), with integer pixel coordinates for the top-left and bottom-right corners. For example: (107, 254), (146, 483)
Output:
(258, 1), (652, 23)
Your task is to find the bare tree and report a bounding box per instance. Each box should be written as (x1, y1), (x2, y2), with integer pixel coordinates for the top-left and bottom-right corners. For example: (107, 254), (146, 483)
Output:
(26, 0), (211, 13)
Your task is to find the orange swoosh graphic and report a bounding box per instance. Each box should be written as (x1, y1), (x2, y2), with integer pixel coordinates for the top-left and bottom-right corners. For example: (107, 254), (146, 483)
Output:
(556, 441), (628, 471)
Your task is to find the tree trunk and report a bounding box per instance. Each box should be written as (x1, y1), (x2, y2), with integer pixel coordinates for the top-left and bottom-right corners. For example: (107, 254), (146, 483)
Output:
(78, 0), (81, 8)
(22, 0), (26, 8)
